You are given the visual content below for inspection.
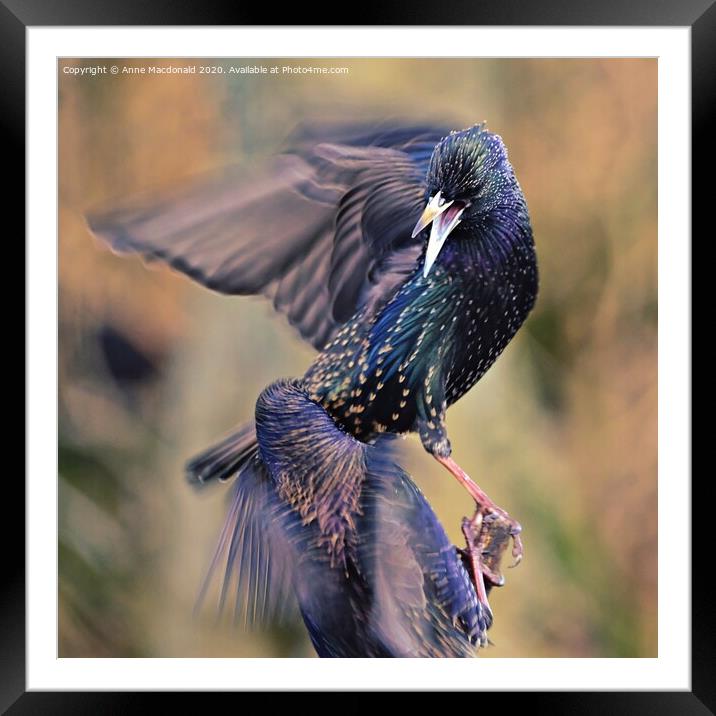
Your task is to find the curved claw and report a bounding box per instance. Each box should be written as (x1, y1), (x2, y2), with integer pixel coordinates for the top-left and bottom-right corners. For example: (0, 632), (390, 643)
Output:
(508, 526), (523, 568)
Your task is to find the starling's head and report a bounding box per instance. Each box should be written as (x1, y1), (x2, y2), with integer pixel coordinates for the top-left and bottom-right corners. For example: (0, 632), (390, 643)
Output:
(413, 123), (522, 277)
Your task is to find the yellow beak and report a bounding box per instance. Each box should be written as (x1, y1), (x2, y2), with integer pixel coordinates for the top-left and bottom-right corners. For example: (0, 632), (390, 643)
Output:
(412, 191), (466, 277)
(411, 191), (454, 239)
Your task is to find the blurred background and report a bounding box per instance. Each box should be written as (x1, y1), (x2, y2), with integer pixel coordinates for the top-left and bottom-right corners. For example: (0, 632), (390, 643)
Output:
(58, 58), (657, 658)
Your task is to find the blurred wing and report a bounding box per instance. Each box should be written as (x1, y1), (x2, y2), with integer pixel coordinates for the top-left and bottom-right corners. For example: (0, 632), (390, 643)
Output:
(87, 123), (449, 349)
(357, 450), (486, 657)
(195, 450), (298, 626)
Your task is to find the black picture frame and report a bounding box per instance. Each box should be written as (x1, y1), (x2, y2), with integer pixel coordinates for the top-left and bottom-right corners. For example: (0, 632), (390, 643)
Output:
(10, 1), (704, 711)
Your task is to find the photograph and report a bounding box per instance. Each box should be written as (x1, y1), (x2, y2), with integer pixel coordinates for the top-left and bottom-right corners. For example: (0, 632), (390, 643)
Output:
(57, 56), (658, 659)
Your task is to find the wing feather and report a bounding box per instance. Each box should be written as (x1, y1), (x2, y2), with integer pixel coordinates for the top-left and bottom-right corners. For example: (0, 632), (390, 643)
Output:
(195, 451), (298, 626)
(87, 122), (450, 349)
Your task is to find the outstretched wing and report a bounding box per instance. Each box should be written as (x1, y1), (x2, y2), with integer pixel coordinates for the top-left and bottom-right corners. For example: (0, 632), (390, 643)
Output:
(194, 449), (299, 627)
(86, 122), (449, 349)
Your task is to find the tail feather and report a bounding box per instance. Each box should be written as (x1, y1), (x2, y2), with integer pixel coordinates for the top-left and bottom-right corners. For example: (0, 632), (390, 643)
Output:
(186, 422), (257, 486)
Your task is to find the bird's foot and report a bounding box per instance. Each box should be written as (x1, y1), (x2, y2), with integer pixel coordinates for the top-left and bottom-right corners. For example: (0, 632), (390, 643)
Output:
(435, 455), (523, 569)
(481, 510), (523, 569)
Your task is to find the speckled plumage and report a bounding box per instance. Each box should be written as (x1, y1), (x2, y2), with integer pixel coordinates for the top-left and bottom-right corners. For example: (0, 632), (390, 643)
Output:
(304, 125), (537, 458)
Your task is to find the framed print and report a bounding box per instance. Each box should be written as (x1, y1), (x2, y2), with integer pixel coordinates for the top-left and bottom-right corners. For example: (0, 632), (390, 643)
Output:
(14, 0), (704, 711)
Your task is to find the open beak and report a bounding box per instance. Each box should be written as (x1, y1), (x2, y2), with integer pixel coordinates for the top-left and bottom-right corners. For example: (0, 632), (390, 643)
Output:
(411, 191), (466, 278)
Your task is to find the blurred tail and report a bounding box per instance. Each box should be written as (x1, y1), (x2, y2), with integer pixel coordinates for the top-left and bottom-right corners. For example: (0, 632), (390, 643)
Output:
(185, 422), (258, 486)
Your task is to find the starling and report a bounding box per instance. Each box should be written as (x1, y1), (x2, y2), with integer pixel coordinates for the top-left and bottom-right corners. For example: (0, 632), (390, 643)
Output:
(201, 378), (490, 656)
(88, 120), (538, 626)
